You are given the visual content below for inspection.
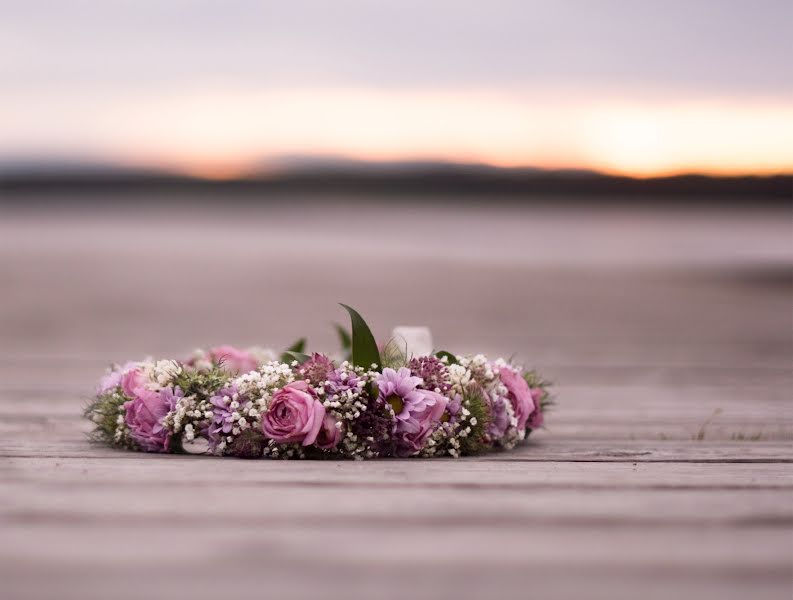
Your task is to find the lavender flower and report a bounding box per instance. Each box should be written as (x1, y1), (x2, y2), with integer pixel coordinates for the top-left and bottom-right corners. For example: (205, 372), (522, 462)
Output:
(486, 392), (511, 441)
(208, 384), (249, 450)
(326, 367), (362, 395)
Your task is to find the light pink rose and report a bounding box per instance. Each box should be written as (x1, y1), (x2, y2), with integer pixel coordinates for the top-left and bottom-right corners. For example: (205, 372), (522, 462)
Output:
(315, 414), (344, 450)
(261, 381), (325, 446)
(124, 387), (179, 452)
(121, 367), (146, 398)
(210, 345), (258, 375)
(499, 367), (535, 431)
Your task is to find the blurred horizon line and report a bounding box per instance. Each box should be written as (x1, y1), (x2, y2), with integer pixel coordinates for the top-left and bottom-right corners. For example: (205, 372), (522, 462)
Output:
(1, 158), (790, 201)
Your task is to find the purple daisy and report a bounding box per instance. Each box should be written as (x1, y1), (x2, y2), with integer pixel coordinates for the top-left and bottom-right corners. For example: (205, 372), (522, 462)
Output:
(375, 367), (448, 454)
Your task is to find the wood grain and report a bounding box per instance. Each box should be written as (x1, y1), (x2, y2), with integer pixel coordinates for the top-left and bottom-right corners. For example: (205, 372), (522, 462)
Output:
(0, 202), (791, 600)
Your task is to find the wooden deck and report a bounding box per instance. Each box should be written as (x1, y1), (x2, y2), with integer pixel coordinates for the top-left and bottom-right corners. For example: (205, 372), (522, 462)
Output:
(1, 199), (791, 600)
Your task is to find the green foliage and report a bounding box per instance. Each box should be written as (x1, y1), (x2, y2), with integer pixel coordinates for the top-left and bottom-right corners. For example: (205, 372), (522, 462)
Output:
(282, 351), (311, 364)
(459, 384), (491, 456)
(523, 369), (554, 411)
(522, 369), (550, 389)
(84, 391), (136, 449)
(172, 364), (230, 398)
(434, 350), (458, 364)
(280, 338), (307, 363)
(339, 304), (381, 370)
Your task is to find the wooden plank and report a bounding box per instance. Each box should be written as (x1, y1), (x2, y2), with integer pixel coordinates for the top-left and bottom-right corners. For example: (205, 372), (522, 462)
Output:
(3, 560), (791, 600)
(2, 521), (790, 570)
(3, 457), (791, 489)
(1, 231), (790, 368)
(2, 438), (792, 462)
(1, 523), (790, 600)
(3, 480), (791, 527)
(0, 206), (790, 600)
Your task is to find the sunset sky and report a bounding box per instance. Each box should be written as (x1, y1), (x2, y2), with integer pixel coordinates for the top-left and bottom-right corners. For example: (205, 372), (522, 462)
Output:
(2, 0), (792, 178)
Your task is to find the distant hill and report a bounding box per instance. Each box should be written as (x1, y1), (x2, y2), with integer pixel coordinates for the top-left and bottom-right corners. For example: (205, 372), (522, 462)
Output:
(1, 160), (790, 202)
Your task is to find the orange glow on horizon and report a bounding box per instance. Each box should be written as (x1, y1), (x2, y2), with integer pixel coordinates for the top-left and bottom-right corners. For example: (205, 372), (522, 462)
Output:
(2, 87), (792, 179)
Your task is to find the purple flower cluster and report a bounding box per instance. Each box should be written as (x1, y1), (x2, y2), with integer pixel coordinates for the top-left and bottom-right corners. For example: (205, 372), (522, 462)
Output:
(407, 356), (451, 394)
(296, 353), (335, 386)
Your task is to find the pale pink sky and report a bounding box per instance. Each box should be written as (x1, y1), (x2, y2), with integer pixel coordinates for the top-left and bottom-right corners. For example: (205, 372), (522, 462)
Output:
(1, 0), (791, 177)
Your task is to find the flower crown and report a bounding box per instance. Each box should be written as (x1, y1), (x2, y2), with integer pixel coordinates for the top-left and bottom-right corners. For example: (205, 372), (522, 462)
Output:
(86, 305), (552, 459)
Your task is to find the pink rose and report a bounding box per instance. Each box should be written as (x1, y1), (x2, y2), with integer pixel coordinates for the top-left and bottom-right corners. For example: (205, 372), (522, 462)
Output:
(121, 367), (146, 398)
(124, 387), (179, 452)
(499, 367), (535, 431)
(528, 388), (544, 429)
(261, 381), (326, 446)
(315, 414), (344, 450)
(210, 345), (258, 375)
(97, 361), (139, 394)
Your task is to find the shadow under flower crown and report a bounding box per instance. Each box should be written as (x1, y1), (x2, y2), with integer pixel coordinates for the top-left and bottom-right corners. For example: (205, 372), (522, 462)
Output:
(86, 305), (552, 459)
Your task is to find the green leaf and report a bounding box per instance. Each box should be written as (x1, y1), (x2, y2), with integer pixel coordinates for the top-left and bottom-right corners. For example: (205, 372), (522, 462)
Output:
(435, 350), (458, 364)
(339, 304), (381, 369)
(280, 338), (306, 362)
(334, 323), (352, 351)
(282, 351), (311, 365)
(286, 337), (306, 353)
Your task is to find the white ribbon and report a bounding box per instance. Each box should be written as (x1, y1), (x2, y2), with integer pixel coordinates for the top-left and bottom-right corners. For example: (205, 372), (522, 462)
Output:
(391, 326), (434, 358)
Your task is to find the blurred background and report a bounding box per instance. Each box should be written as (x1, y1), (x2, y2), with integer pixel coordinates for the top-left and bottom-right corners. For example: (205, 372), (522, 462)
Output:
(0, 0), (790, 370)
(1, 2), (792, 599)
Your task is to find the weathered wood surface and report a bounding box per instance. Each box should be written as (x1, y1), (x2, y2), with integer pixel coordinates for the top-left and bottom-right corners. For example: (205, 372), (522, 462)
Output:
(0, 200), (791, 600)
